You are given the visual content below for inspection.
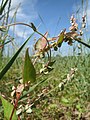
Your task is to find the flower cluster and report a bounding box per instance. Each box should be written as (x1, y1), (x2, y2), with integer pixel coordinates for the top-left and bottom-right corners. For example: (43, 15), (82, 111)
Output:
(69, 15), (78, 31)
(82, 15), (86, 28)
(69, 14), (86, 36)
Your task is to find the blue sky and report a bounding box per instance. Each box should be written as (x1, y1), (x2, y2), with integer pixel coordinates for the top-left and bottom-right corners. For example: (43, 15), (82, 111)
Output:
(35, 0), (77, 34)
(15, 0), (79, 35)
(1, 0), (90, 55)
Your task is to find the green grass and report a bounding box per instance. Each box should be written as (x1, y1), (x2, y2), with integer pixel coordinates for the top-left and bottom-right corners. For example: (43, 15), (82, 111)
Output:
(0, 54), (90, 119)
(0, 0), (90, 119)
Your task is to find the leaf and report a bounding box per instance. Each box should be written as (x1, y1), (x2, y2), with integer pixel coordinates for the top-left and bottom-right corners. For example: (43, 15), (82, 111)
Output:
(76, 104), (84, 113)
(0, 40), (12, 48)
(23, 48), (36, 84)
(57, 32), (64, 46)
(0, 0), (9, 15)
(61, 97), (69, 104)
(0, 96), (17, 120)
(34, 32), (48, 51)
(20, 78), (47, 101)
(48, 104), (58, 109)
(0, 33), (34, 80)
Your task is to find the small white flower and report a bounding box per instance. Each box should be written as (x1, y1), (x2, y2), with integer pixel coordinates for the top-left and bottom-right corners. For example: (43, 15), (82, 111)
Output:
(25, 104), (32, 114)
(12, 86), (16, 90)
(26, 107), (32, 113)
(59, 83), (62, 88)
(16, 108), (22, 115)
(11, 90), (15, 97)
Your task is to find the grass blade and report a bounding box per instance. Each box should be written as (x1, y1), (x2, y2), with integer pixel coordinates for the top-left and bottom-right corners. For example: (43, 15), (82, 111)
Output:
(0, 32), (34, 80)
(0, 0), (9, 15)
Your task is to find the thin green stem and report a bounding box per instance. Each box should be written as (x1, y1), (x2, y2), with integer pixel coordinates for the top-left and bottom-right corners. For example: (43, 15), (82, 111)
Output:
(4, 22), (32, 28)
(1, 22), (90, 54)
(1, 22), (52, 61)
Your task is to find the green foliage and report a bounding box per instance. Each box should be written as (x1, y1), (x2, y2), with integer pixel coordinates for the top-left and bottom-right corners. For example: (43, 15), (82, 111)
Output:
(0, 33), (34, 80)
(0, 96), (17, 120)
(0, 55), (90, 119)
(57, 32), (64, 47)
(20, 78), (47, 100)
(0, 1), (90, 119)
(61, 97), (69, 105)
(0, 0), (9, 15)
(23, 48), (36, 84)
(0, 26), (6, 32)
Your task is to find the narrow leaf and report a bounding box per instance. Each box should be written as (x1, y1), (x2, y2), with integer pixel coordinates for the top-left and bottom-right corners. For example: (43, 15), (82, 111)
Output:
(0, 0), (9, 15)
(0, 33), (34, 80)
(20, 78), (49, 101)
(0, 96), (17, 120)
(23, 48), (36, 84)
(57, 32), (64, 45)
(0, 40), (12, 48)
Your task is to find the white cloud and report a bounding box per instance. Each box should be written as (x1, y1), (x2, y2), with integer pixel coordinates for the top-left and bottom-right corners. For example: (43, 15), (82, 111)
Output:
(6, 0), (38, 39)
(9, 0), (38, 22)
(0, 0), (38, 39)
(9, 25), (33, 40)
(86, 9), (90, 26)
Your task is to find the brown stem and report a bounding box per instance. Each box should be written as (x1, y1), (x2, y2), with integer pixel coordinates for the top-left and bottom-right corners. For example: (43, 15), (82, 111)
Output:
(4, 22), (32, 28)
(10, 93), (21, 120)
(2, 22), (90, 49)
(2, 22), (52, 61)
(33, 57), (38, 65)
(74, 38), (90, 48)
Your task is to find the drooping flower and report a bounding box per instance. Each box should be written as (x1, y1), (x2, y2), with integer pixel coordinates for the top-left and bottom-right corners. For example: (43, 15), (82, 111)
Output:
(69, 15), (78, 31)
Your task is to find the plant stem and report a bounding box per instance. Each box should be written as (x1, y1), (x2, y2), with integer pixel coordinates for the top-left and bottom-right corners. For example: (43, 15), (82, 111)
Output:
(74, 38), (90, 48)
(10, 94), (21, 120)
(2, 22), (90, 50)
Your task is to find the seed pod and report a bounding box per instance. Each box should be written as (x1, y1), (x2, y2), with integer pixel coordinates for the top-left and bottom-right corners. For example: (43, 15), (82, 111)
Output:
(54, 46), (58, 51)
(58, 43), (62, 47)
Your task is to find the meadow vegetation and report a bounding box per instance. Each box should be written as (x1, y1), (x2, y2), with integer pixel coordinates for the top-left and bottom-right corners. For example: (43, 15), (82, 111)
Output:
(0, 0), (90, 120)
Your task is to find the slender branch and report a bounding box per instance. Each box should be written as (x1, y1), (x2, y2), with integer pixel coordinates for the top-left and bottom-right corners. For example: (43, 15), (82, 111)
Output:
(2, 22), (52, 61)
(33, 57), (38, 65)
(4, 22), (32, 28)
(0, 40), (12, 48)
(10, 93), (21, 120)
(74, 38), (90, 48)
(1, 22), (90, 51)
